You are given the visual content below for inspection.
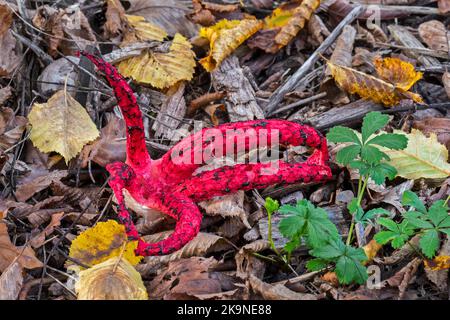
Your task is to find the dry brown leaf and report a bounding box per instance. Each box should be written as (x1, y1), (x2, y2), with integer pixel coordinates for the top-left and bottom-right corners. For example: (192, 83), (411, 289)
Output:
(0, 86), (12, 106)
(235, 240), (270, 279)
(363, 239), (382, 263)
(0, 262), (23, 300)
(15, 169), (68, 202)
(373, 57), (423, 91)
(418, 20), (449, 52)
(199, 19), (263, 72)
(327, 60), (424, 106)
(383, 257), (421, 300)
(75, 257), (148, 300)
(28, 90), (100, 164)
(443, 72), (450, 100)
(204, 103), (226, 126)
(68, 220), (142, 269)
(32, 6), (96, 56)
(438, 0), (450, 13)
(190, 0), (239, 26)
(413, 117), (450, 151)
(424, 237), (450, 292)
(321, 271), (339, 287)
(249, 274), (316, 300)
(118, 33), (195, 89)
(199, 191), (250, 228)
(0, 27), (20, 77)
(147, 257), (230, 300)
(29, 212), (64, 249)
(0, 107), (27, 151)
(137, 232), (229, 276)
(0, 223), (43, 272)
(0, 1), (12, 36)
(104, 0), (127, 38)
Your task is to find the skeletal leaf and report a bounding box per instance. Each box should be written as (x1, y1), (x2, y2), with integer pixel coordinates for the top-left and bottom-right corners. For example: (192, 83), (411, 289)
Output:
(118, 33), (195, 89)
(28, 90), (100, 164)
(381, 129), (450, 179)
(68, 220), (142, 269)
(374, 57), (422, 91)
(327, 61), (423, 106)
(75, 257), (148, 300)
(199, 19), (263, 72)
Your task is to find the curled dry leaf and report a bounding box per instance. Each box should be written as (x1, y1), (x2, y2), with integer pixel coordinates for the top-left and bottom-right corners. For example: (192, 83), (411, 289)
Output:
(0, 223), (43, 272)
(363, 239), (382, 263)
(383, 257), (421, 300)
(199, 19), (263, 72)
(75, 257), (148, 300)
(418, 20), (448, 52)
(248, 274), (316, 300)
(68, 220), (142, 269)
(0, 107), (27, 151)
(28, 90), (100, 164)
(147, 257), (229, 300)
(235, 240), (270, 279)
(104, 0), (126, 38)
(381, 129), (450, 180)
(373, 57), (422, 91)
(117, 33), (195, 89)
(0, 262), (23, 300)
(137, 232), (229, 276)
(327, 60), (423, 106)
(190, 0), (239, 26)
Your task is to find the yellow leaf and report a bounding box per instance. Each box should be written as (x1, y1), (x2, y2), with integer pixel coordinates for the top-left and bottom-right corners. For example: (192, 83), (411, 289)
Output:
(68, 220), (142, 269)
(75, 257), (148, 300)
(123, 14), (167, 44)
(264, 7), (294, 29)
(118, 33), (195, 89)
(199, 19), (263, 72)
(381, 129), (450, 179)
(363, 239), (382, 263)
(374, 57), (423, 91)
(424, 255), (450, 271)
(28, 90), (100, 164)
(327, 61), (424, 106)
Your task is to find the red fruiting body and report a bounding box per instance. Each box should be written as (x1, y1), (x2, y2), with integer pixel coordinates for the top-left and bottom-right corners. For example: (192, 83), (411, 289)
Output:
(82, 52), (332, 256)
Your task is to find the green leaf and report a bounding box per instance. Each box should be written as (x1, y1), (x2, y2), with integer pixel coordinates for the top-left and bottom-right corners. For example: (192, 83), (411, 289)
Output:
(402, 191), (427, 214)
(361, 112), (389, 143)
(374, 230), (398, 245)
(368, 163), (397, 185)
(357, 208), (390, 225)
(336, 145), (361, 165)
(419, 229), (440, 258)
(428, 201), (449, 227)
(309, 240), (344, 260)
(284, 237), (301, 254)
(361, 145), (390, 165)
(278, 214), (306, 239)
(349, 160), (370, 176)
(366, 133), (408, 150)
(327, 126), (361, 145)
(306, 258), (328, 271)
(377, 218), (400, 232)
(375, 219), (414, 249)
(264, 197), (279, 215)
(403, 212), (433, 229)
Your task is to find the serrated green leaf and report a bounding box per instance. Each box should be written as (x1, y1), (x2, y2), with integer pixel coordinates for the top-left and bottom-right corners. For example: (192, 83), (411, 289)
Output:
(377, 218), (399, 232)
(327, 126), (361, 145)
(361, 145), (390, 165)
(368, 163), (397, 185)
(374, 230), (397, 245)
(334, 248), (368, 285)
(428, 201), (449, 227)
(336, 145), (361, 165)
(278, 215), (306, 239)
(419, 229), (440, 258)
(357, 208), (390, 225)
(366, 133), (408, 150)
(306, 258), (328, 271)
(361, 112), (389, 143)
(402, 191), (427, 214)
(309, 240), (344, 260)
(264, 197), (279, 215)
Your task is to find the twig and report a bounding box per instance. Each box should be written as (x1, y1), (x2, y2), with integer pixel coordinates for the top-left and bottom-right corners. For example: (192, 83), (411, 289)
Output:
(267, 92), (327, 116)
(10, 30), (53, 65)
(265, 5), (365, 115)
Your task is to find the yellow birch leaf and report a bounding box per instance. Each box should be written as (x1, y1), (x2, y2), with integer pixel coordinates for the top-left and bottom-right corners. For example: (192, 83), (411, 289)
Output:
(118, 33), (195, 89)
(199, 19), (263, 72)
(381, 129), (450, 179)
(28, 90), (100, 164)
(68, 220), (142, 269)
(274, 0), (320, 48)
(374, 57), (423, 91)
(75, 257), (148, 300)
(123, 14), (167, 43)
(327, 61), (424, 106)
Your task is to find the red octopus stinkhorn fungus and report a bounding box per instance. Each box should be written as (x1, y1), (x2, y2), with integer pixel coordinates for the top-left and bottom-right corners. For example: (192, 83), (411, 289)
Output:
(81, 52), (332, 256)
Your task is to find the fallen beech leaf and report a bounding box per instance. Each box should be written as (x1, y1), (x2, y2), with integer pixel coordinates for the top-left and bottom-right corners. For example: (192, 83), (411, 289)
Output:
(28, 90), (100, 164)
(199, 19), (263, 71)
(374, 57), (422, 91)
(0, 223), (43, 272)
(30, 212), (64, 248)
(413, 117), (450, 151)
(327, 61), (423, 106)
(75, 257), (147, 300)
(68, 220), (142, 269)
(418, 20), (449, 52)
(118, 33), (195, 89)
(363, 239), (382, 263)
(0, 262), (23, 300)
(381, 129), (450, 179)
(122, 14), (167, 45)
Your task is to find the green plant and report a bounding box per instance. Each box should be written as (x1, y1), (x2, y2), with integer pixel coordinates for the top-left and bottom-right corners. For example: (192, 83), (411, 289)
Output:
(327, 111), (408, 244)
(375, 191), (450, 258)
(270, 199), (368, 285)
